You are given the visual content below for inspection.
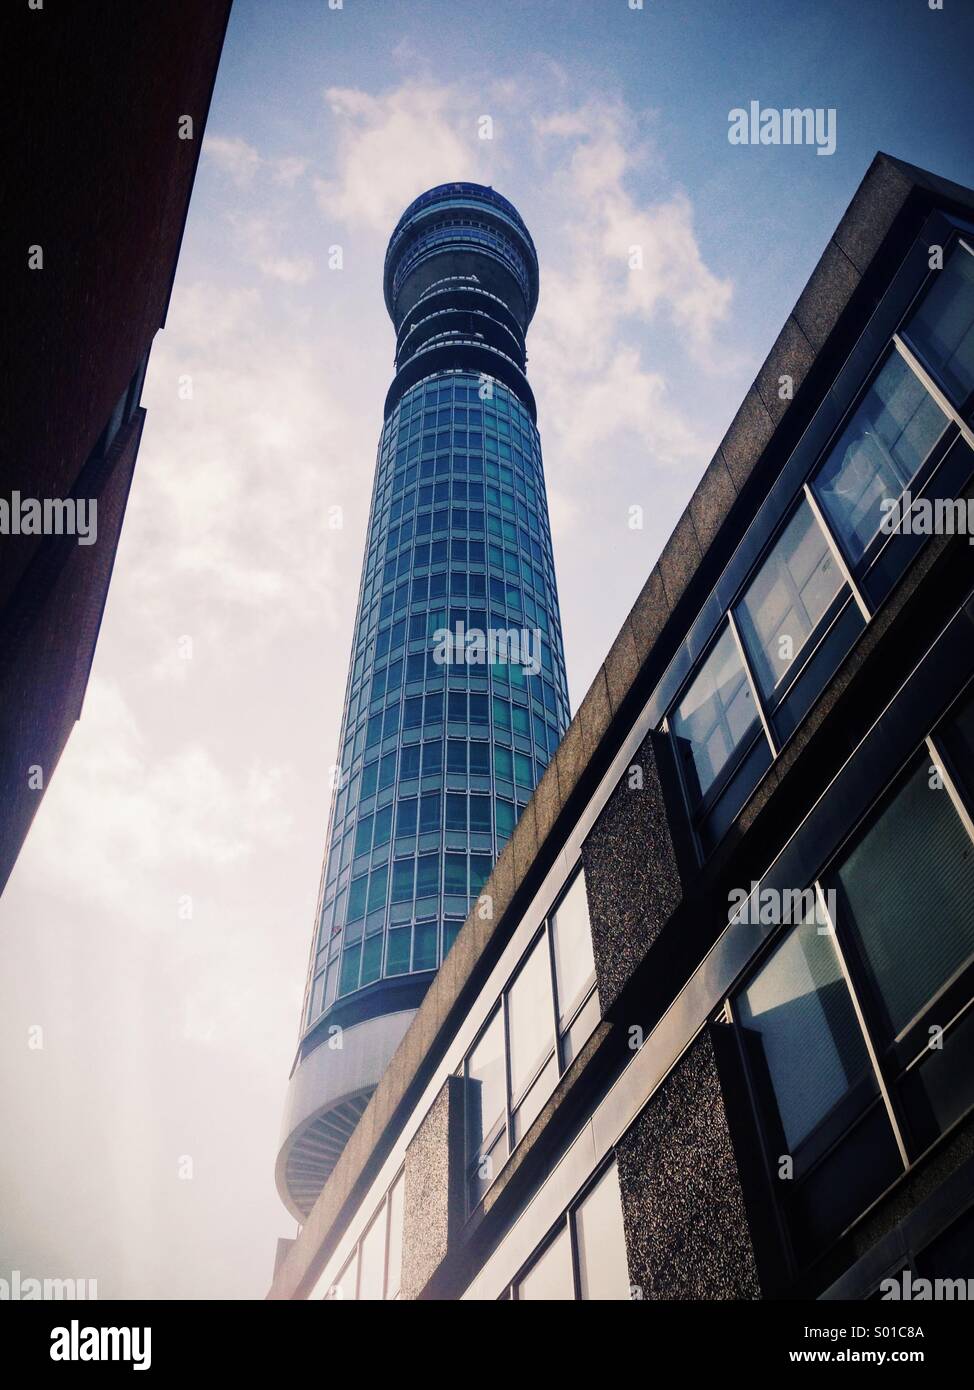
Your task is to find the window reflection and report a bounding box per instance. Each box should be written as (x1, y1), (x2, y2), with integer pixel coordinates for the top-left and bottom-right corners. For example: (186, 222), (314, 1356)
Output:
(507, 937), (555, 1100)
(671, 624), (761, 804)
(550, 870), (596, 1028)
(736, 500), (843, 700)
(904, 240), (974, 405)
(463, 865), (598, 1208)
(812, 352), (947, 563)
(736, 913), (873, 1150)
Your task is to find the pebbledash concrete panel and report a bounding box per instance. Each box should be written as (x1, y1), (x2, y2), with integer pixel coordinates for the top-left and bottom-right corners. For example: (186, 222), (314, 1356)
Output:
(616, 1031), (762, 1301)
(400, 1077), (465, 1300)
(580, 729), (684, 1014)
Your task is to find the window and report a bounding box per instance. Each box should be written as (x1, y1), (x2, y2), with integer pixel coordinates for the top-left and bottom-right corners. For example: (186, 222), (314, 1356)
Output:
(444, 853), (467, 894)
(903, 239), (974, 405)
(419, 793), (440, 833)
(462, 865), (599, 1209)
(358, 1207), (386, 1301)
(507, 936), (555, 1103)
(391, 859), (414, 904)
(730, 688), (974, 1268)
(812, 351), (947, 563)
(827, 757), (974, 1039)
(736, 500), (844, 701)
(323, 1171), (404, 1301)
(516, 1226), (573, 1301)
(574, 1163), (630, 1300)
(366, 864), (387, 914)
(465, 1009), (507, 1209)
(732, 909), (901, 1262)
(549, 869), (599, 1063)
(514, 1161), (630, 1301)
(669, 624), (770, 849)
(395, 799), (417, 837)
(736, 911), (875, 1153)
(385, 1173), (404, 1299)
(416, 853), (438, 897)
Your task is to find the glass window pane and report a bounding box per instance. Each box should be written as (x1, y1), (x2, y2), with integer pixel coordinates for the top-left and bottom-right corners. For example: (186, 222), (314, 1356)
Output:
(904, 242), (974, 403)
(736, 912), (873, 1150)
(385, 1174), (404, 1299)
(507, 936), (555, 1100)
(444, 853), (467, 894)
(517, 1225), (574, 1301)
(550, 869), (595, 1026)
(367, 864), (387, 914)
(671, 625), (761, 805)
(512, 1053), (558, 1142)
(465, 1009), (506, 1155)
(737, 500), (843, 699)
(813, 352), (947, 562)
(327, 1250), (357, 1300)
(391, 859), (414, 903)
(575, 1162), (630, 1300)
(358, 1206), (386, 1301)
(828, 759), (974, 1037)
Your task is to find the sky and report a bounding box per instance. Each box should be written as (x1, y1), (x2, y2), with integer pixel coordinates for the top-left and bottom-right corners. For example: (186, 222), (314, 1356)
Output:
(2, 0), (973, 1301)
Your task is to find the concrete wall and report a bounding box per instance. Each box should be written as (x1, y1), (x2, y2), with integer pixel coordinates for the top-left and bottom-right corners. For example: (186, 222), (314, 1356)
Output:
(616, 1030), (761, 1300)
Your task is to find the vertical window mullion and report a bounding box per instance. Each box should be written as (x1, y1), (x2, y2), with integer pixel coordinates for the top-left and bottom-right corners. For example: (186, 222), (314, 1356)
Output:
(812, 881), (910, 1168)
(502, 990), (514, 1152)
(802, 482), (872, 622)
(727, 609), (778, 757)
(545, 918), (563, 1073)
(568, 1210), (581, 1302)
(381, 1195), (391, 1303)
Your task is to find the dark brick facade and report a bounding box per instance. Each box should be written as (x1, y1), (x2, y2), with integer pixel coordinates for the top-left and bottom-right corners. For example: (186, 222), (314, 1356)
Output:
(0, 1), (231, 894)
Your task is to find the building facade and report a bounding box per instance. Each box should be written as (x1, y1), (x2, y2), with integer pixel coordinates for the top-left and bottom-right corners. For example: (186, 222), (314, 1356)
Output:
(276, 185), (570, 1221)
(269, 154), (974, 1301)
(1, 0), (232, 898)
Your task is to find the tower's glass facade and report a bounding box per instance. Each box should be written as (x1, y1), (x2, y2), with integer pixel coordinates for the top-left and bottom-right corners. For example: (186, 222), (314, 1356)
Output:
(280, 184), (568, 1216)
(303, 184), (568, 1030)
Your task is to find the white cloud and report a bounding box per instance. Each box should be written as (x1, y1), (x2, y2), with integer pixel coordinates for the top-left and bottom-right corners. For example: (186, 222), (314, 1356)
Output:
(132, 279), (364, 636)
(313, 83), (481, 232)
(228, 213), (315, 284)
(204, 135), (309, 194)
(20, 678), (292, 913)
(272, 155), (308, 186)
(203, 134), (262, 187)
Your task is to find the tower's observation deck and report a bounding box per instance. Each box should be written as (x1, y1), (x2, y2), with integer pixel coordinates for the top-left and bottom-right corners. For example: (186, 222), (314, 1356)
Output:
(383, 183), (539, 420)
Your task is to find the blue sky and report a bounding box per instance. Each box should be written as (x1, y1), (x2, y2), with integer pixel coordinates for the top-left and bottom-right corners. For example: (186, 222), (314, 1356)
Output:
(1, 0), (972, 1301)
